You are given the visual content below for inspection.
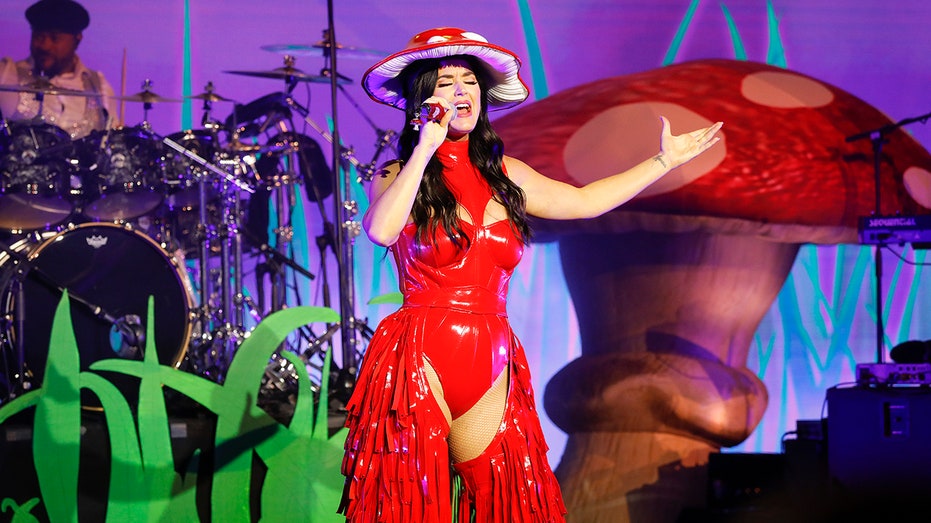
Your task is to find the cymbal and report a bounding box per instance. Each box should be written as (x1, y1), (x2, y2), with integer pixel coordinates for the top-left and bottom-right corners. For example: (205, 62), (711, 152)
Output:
(187, 91), (234, 102)
(224, 66), (349, 85)
(111, 90), (182, 103)
(0, 78), (98, 98)
(261, 42), (386, 59)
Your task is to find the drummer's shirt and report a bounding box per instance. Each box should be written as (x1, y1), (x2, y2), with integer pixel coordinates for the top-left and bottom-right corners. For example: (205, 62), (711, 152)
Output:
(0, 55), (117, 139)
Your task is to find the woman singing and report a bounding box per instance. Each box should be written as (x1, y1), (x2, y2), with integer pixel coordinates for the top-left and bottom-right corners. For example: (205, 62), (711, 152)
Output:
(339, 27), (722, 522)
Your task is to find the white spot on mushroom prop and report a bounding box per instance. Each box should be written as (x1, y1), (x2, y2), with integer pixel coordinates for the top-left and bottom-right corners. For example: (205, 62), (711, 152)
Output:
(493, 58), (931, 521)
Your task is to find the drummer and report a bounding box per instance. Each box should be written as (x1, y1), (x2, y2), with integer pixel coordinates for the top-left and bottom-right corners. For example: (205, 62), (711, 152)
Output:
(0, 0), (117, 139)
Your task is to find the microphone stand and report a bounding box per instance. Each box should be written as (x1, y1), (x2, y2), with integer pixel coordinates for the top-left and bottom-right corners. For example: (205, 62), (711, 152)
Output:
(0, 238), (139, 396)
(323, 8), (364, 388)
(846, 109), (931, 363)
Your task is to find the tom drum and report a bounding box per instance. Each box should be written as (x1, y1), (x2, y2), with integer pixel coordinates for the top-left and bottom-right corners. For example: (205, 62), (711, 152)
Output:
(0, 120), (78, 230)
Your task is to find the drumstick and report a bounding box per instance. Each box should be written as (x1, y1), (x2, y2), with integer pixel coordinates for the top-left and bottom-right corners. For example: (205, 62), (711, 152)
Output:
(119, 48), (127, 128)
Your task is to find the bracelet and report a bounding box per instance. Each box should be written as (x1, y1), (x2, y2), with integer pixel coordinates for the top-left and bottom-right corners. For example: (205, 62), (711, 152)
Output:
(653, 153), (667, 169)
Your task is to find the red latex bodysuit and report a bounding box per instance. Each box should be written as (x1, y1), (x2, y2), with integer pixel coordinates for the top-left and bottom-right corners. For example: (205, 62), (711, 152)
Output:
(340, 139), (566, 522)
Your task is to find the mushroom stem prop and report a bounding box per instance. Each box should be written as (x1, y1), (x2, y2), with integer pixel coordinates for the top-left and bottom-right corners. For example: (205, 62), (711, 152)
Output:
(546, 230), (788, 520)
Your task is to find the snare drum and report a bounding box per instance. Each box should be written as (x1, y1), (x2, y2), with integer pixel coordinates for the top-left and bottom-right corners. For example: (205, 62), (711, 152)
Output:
(0, 223), (193, 398)
(78, 127), (167, 221)
(0, 120), (78, 230)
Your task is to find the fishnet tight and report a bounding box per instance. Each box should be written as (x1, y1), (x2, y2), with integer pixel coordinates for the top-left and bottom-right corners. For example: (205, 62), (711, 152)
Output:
(424, 359), (508, 463)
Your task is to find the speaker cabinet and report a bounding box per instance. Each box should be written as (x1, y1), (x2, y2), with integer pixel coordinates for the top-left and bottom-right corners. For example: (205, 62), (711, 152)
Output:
(827, 385), (931, 499)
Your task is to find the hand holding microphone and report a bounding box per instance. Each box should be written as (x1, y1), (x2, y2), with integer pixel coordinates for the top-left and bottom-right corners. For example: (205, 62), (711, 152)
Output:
(410, 101), (452, 130)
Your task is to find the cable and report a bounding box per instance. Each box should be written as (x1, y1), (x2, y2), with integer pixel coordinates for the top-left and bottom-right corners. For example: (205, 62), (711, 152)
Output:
(881, 244), (931, 266)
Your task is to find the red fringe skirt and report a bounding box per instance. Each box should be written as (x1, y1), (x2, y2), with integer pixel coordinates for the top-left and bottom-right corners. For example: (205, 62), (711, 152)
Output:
(338, 304), (566, 522)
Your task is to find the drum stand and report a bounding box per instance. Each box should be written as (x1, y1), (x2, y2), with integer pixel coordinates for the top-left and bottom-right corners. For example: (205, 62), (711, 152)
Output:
(0, 247), (30, 397)
(263, 124), (302, 315)
(161, 133), (256, 381)
(202, 173), (250, 376)
(198, 82), (252, 348)
(170, 90), (325, 388)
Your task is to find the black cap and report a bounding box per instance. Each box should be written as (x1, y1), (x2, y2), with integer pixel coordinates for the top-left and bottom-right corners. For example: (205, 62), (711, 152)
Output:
(26, 0), (90, 34)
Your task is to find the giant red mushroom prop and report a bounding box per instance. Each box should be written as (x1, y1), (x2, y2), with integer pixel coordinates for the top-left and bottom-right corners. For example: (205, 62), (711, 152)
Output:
(493, 59), (931, 522)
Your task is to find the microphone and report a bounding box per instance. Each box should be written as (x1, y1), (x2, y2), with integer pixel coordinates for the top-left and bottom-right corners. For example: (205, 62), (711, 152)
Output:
(420, 102), (447, 122)
(110, 314), (145, 359)
(410, 102), (448, 130)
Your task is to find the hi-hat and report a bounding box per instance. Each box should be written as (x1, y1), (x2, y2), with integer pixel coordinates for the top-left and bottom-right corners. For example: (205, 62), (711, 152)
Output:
(224, 66), (349, 85)
(261, 42), (385, 59)
(111, 90), (182, 103)
(0, 78), (98, 98)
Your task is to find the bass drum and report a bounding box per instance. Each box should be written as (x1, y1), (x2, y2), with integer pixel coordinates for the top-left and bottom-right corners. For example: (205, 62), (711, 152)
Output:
(0, 223), (193, 401)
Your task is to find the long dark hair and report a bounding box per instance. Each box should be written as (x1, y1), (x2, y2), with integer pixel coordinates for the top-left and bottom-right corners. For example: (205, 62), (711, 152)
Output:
(395, 55), (531, 247)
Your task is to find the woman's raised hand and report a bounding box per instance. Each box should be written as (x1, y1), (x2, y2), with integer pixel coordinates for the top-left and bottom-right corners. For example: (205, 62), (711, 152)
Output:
(658, 116), (723, 169)
(415, 96), (456, 153)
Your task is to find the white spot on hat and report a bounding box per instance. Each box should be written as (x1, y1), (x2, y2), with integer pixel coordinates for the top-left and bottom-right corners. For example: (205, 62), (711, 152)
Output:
(461, 31), (488, 43)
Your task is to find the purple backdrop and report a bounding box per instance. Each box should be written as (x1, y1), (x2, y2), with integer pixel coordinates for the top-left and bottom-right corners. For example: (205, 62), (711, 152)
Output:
(3, 0), (931, 461)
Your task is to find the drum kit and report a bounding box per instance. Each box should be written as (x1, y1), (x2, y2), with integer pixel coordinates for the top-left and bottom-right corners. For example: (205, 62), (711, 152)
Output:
(0, 39), (394, 410)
